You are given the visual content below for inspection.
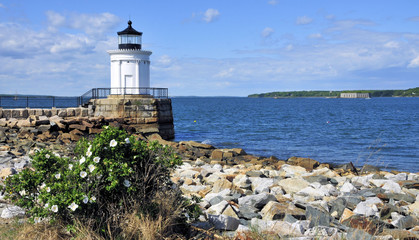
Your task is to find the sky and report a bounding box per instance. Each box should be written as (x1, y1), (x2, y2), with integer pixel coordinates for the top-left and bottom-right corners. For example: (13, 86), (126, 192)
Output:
(0, 0), (418, 96)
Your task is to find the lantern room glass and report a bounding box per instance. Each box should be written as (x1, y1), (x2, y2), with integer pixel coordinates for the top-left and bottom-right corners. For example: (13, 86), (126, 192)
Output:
(119, 35), (141, 45)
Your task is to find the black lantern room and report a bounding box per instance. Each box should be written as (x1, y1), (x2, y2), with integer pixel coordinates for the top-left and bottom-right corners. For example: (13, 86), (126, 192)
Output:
(117, 20), (143, 50)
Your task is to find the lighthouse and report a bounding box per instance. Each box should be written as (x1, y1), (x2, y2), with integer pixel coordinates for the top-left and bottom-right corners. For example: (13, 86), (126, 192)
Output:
(107, 20), (152, 95)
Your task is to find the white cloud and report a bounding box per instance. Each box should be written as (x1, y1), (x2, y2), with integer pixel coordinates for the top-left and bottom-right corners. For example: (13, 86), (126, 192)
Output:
(45, 11), (120, 37)
(46, 11), (66, 32)
(384, 41), (399, 49)
(214, 68), (235, 78)
(308, 33), (322, 39)
(261, 27), (274, 38)
(0, 3), (5, 8)
(296, 16), (313, 25)
(407, 56), (419, 68)
(203, 9), (220, 23)
(268, 0), (278, 5)
(0, 11), (119, 95)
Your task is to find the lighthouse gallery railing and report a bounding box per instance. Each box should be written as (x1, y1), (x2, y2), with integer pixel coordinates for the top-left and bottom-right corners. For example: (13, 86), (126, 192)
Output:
(80, 87), (168, 105)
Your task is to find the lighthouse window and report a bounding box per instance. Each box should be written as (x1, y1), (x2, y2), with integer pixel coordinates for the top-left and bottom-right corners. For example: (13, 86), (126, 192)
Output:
(119, 35), (141, 45)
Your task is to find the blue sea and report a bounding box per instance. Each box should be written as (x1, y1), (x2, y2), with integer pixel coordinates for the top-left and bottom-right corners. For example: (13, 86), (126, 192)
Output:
(172, 97), (419, 173)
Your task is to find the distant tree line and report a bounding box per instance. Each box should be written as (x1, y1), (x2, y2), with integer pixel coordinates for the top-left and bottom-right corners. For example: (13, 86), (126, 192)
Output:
(248, 87), (418, 98)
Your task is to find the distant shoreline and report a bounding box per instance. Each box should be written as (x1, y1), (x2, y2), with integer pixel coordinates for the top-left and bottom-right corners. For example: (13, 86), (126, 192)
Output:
(248, 87), (418, 98)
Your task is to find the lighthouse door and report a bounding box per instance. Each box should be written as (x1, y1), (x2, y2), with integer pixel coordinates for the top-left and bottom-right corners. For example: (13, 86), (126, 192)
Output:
(124, 75), (133, 94)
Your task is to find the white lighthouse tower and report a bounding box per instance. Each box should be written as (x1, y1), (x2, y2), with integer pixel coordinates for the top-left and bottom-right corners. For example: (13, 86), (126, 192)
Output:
(107, 20), (152, 95)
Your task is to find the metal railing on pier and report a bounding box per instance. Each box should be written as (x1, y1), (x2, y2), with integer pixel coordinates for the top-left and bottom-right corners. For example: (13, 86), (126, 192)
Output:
(0, 95), (81, 109)
(80, 87), (168, 105)
(0, 87), (168, 109)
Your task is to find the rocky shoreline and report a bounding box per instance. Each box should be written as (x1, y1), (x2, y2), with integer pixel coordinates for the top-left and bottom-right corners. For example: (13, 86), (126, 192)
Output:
(0, 130), (418, 239)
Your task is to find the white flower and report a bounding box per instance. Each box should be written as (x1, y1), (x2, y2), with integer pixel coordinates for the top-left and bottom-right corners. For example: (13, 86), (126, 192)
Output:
(90, 196), (96, 202)
(83, 196), (89, 204)
(68, 202), (78, 211)
(79, 157), (86, 164)
(110, 139), (117, 147)
(93, 157), (100, 163)
(104, 126), (109, 129)
(86, 150), (92, 157)
(45, 154), (50, 159)
(46, 187), (51, 193)
(69, 164), (73, 170)
(51, 205), (58, 213)
(54, 153), (60, 158)
(104, 147), (107, 150)
(88, 164), (96, 173)
(123, 180), (131, 188)
(40, 183), (46, 189)
(125, 138), (130, 144)
(80, 171), (87, 178)
(44, 203), (49, 209)
(19, 190), (26, 196)
(34, 217), (41, 223)
(55, 173), (61, 179)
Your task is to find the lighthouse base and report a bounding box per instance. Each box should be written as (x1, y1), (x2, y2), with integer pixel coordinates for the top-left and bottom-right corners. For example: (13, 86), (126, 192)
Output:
(90, 96), (174, 140)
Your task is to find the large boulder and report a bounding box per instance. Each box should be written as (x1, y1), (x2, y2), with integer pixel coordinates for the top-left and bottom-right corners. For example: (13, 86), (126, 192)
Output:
(208, 214), (240, 231)
(1, 205), (25, 219)
(277, 177), (310, 194)
(238, 193), (277, 209)
(287, 156), (320, 171)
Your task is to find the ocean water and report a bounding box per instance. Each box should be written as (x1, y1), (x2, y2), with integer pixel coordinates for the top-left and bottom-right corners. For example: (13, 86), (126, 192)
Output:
(172, 97), (419, 172)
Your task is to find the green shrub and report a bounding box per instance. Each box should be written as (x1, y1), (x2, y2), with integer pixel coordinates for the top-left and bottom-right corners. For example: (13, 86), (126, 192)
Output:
(3, 126), (184, 237)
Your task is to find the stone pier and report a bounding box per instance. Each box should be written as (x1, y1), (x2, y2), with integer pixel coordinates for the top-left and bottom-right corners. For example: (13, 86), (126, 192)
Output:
(0, 96), (175, 144)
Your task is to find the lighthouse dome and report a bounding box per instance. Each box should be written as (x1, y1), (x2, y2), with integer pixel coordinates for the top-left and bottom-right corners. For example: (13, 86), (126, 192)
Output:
(117, 20), (143, 50)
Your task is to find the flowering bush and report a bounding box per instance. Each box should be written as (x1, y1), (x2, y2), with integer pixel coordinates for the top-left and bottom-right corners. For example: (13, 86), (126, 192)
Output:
(3, 126), (183, 234)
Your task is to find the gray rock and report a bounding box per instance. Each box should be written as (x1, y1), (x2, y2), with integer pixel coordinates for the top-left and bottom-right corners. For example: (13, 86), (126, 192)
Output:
(208, 214), (240, 231)
(238, 205), (261, 220)
(284, 214), (298, 223)
(238, 192), (277, 209)
(191, 221), (212, 230)
(329, 198), (346, 219)
(208, 195), (224, 206)
(306, 205), (331, 228)
(392, 215), (417, 229)
(304, 175), (329, 185)
(1, 205), (25, 219)
(14, 160), (28, 169)
(340, 196), (362, 210)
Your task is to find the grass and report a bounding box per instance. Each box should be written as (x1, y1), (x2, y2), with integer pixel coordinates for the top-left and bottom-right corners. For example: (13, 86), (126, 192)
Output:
(0, 191), (190, 240)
